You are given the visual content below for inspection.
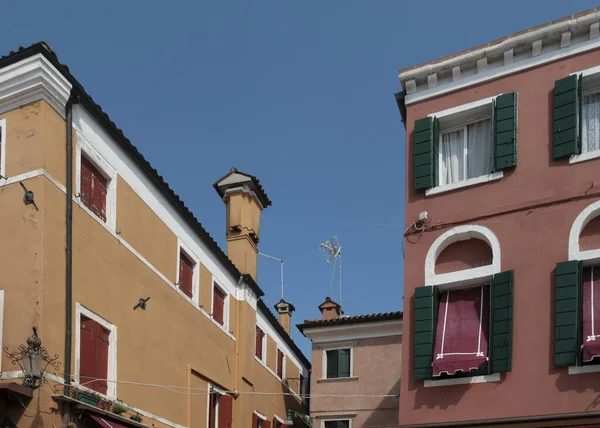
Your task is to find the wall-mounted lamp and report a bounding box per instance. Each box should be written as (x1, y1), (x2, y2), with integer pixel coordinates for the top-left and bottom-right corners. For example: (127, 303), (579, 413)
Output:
(286, 410), (313, 427)
(133, 297), (150, 311)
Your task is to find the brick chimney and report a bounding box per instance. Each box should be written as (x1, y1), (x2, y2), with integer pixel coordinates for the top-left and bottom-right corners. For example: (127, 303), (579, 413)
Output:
(274, 299), (295, 335)
(319, 297), (341, 320)
(214, 168), (272, 280)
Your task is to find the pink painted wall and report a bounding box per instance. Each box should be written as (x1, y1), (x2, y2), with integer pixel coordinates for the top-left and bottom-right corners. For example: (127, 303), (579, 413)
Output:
(401, 47), (600, 425)
(311, 335), (401, 427)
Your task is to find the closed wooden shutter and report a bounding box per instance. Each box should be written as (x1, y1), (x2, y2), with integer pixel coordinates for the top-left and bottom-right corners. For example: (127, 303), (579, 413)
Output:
(80, 316), (97, 389)
(213, 286), (226, 325)
(252, 413), (259, 428)
(218, 394), (233, 428)
(414, 286), (438, 380)
(277, 350), (284, 378)
(208, 389), (216, 428)
(413, 117), (438, 190)
(555, 260), (583, 367)
(95, 324), (110, 395)
(263, 420), (271, 428)
(179, 252), (194, 298)
(326, 350), (338, 378)
(494, 93), (518, 170)
(553, 75), (582, 159)
(81, 157), (108, 222)
(489, 270), (514, 373)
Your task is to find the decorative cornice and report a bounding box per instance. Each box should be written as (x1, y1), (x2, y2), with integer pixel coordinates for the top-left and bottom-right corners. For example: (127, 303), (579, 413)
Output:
(0, 53), (71, 117)
(301, 319), (402, 344)
(400, 10), (600, 105)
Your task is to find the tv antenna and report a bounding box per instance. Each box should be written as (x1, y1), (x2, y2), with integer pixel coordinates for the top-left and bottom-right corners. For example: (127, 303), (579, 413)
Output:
(320, 236), (343, 309)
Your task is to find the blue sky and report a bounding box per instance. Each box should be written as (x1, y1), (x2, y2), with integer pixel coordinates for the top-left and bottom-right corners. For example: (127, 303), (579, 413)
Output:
(2, 1), (597, 357)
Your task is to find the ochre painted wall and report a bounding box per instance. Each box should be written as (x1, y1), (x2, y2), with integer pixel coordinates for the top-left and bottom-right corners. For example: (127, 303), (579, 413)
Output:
(402, 47), (600, 425)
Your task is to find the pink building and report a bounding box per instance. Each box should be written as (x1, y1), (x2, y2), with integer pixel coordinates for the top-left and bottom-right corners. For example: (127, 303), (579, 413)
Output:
(297, 298), (402, 428)
(396, 7), (600, 428)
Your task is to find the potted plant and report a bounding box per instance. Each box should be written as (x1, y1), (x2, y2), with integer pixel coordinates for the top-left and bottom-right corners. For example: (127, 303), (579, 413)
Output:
(111, 403), (128, 416)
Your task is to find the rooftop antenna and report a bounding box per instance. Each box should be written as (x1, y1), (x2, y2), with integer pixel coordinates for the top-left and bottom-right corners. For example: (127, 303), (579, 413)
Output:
(258, 252), (284, 300)
(320, 236), (343, 310)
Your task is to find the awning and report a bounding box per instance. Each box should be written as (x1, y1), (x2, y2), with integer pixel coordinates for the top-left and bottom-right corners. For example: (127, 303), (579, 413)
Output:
(583, 265), (600, 362)
(0, 382), (33, 406)
(432, 285), (489, 377)
(91, 415), (131, 428)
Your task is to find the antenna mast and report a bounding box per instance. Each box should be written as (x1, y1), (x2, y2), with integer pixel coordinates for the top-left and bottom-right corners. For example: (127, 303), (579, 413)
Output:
(319, 236), (343, 309)
(258, 252), (284, 299)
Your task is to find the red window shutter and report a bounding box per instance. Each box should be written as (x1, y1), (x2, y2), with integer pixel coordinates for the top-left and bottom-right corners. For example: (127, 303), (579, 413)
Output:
(432, 286), (489, 377)
(95, 324), (110, 395)
(255, 327), (263, 359)
(583, 266), (600, 362)
(80, 316), (97, 389)
(81, 157), (108, 223)
(208, 389), (216, 428)
(91, 173), (107, 222)
(277, 350), (284, 378)
(179, 252), (194, 298)
(218, 394), (233, 428)
(80, 158), (93, 210)
(213, 286), (225, 325)
(252, 413), (258, 428)
(263, 420), (271, 428)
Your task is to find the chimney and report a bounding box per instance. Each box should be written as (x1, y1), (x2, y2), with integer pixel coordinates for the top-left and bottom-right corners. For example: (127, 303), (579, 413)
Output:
(274, 299), (295, 335)
(318, 297), (341, 321)
(214, 168), (272, 280)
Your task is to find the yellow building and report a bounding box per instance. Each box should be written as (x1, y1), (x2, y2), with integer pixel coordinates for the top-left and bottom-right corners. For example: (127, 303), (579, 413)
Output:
(0, 43), (310, 428)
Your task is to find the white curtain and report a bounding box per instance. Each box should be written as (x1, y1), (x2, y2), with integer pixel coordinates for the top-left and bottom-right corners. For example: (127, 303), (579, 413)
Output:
(467, 119), (492, 179)
(440, 129), (464, 185)
(583, 92), (600, 154)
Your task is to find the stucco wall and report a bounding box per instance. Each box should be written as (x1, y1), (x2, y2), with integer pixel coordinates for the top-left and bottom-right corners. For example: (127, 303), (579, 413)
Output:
(402, 47), (600, 425)
(311, 335), (401, 428)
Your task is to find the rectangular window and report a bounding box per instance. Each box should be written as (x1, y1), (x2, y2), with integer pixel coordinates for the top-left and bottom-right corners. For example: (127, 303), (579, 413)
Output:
(213, 284), (226, 326)
(277, 349), (285, 378)
(439, 119), (492, 186)
(324, 421), (350, 428)
(582, 265), (600, 363)
(432, 286), (489, 377)
(582, 90), (600, 154)
(252, 414), (266, 428)
(80, 156), (108, 222)
(209, 388), (233, 428)
(178, 251), (195, 298)
(273, 420), (282, 428)
(79, 315), (110, 394)
(326, 349), (351, 379)
(208, 389), (218, 428)
(255, 326), (265, 360)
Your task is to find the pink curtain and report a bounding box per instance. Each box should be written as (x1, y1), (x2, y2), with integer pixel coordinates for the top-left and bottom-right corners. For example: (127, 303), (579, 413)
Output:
(433, 286), (489, 377)
(583, 266), (600, 362)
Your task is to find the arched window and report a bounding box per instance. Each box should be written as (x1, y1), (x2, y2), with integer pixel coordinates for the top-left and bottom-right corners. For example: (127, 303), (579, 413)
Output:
(414, 225), (513, 386)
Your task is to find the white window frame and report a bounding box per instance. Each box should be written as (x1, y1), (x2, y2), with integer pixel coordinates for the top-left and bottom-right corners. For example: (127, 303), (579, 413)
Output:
(569, 65), (600, 164)
(211, 276), (229, 331)
(254, 411), (267, 428)
(206, 383), (225, 428)
(426, 95), (504, 196)
(321, 418), (353, 428)
(255, 325), (267, 363)
(273, 415), (285, 428)
(74, 303), (118, 399)
(276, 346), (286, 380)
(176, 239), (200, 305)
(322, 346), (353, 380)
(0, 119), (6, 180)
(75, 135), (118, 231)
(422, 225), (502, 387)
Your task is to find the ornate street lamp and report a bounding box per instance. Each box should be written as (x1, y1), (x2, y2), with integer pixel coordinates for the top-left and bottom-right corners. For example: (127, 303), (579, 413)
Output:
(3, 327), (60, 389)
(286, 409), (313, 427)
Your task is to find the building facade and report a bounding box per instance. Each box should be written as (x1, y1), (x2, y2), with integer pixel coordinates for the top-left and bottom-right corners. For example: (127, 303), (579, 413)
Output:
(298, 298), (402, 428)
(0, 43), (309, 428)
(396, 7), (600, 427)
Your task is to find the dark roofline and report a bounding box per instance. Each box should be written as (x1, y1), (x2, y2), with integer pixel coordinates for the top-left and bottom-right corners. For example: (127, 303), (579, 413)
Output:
(257, 299), (311, 368)
(213, 168), (272, 208)
(297, 311), (403, 332)
(0, 43), (265, 298)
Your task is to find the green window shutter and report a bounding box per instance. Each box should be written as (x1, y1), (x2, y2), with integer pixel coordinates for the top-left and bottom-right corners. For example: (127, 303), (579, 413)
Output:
(553, 75), (582, 159)
(413, 117), (438, 190)
(494, 93), (518, 171)
(338, 349), (351, 377)
(554, 260), (583, 367)
(326, 350), (339, 378)
(489, 270), (514, 373)
(413, 285), (438, 380)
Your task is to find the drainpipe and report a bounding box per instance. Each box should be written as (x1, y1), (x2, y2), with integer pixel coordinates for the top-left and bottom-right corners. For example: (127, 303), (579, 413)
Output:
(63, 92), (78, 396)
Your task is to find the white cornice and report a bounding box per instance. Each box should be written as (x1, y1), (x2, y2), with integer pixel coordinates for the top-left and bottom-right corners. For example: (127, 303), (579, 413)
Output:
(0, 53), (71, 117)
(400, 11), (600, 105)
(301, 319), (402, 343)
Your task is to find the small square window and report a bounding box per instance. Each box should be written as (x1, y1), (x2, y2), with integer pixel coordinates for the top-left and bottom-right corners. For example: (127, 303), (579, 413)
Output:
(326, 349), (351, 379)
(324, 421), (350, 428)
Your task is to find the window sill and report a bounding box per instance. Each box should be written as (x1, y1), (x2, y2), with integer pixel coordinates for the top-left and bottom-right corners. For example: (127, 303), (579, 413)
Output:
(424, 373), (500, 387)
(425, 172), (503, 196)
(568, 365), (600, 375)
(317, 376), (358, 384)
(569, 150), (600, 164)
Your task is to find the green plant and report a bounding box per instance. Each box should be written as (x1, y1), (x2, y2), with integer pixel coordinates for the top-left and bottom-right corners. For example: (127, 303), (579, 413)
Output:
(111, 403), (128, 415)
